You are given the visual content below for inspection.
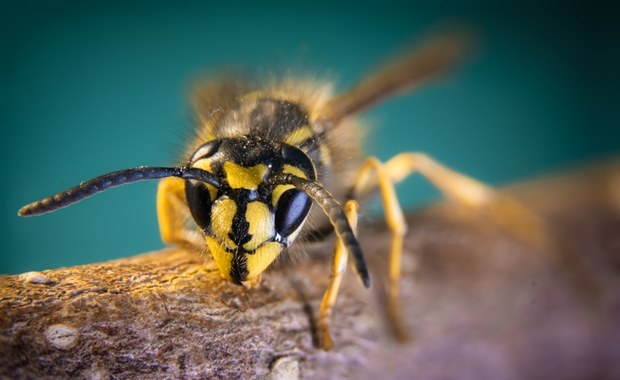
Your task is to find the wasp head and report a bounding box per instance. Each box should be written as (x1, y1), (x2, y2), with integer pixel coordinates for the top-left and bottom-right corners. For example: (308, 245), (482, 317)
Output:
(185, 137), (316, 285)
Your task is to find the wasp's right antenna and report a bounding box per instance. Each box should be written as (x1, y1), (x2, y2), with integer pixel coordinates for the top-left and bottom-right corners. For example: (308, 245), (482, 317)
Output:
(18, 166), (220, 217)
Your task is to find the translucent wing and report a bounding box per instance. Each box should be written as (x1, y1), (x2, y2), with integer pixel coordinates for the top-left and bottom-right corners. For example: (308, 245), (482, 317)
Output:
(322, 29), (473, 125)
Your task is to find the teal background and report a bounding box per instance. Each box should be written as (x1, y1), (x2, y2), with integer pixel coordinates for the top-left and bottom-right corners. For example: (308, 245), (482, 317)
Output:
(1, 1), (618, 274)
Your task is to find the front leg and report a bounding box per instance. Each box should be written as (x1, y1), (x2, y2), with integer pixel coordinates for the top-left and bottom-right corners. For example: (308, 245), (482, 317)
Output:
(317, 200), (360, 350)
(157, 177), (204, 249)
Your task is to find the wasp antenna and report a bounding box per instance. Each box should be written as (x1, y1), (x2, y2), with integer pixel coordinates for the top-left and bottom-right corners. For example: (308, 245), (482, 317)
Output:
(274, 173), (371, 288)
(18, 166), (220, 217)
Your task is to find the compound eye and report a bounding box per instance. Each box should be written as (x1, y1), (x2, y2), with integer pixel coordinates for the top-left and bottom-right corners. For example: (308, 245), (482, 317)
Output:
(274, 189), (311, 238)
(190, 140), (221, 163)
(185, 179), (214, 231)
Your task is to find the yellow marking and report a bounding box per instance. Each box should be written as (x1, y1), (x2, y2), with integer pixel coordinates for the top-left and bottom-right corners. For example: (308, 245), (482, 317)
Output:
(283, 126), (314, 146)
(224, 162), (268, 190)
(211, 198), (237, 250)
(282, 164), (307, 179)
(243, 202), (274, 251)
(206, 184), (218, 201)
(205, 236), (233, 282)
(271, 184), (295, 207)
(192, 158), (218, 200)
(245, 242), (283, 280)
(192, 158), (213, 172)
(157, 177), (192, 245)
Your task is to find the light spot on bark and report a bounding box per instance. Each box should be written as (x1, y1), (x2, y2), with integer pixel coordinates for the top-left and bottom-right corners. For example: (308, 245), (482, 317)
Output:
(88, 362), (109, 380)
(269, 356), (300, 380)
(20, 271), (54, 285)
(45, 324), (79, 349)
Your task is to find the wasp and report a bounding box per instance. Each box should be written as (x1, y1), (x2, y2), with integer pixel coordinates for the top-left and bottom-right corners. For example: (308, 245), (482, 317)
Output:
(18, 30), (554, 350)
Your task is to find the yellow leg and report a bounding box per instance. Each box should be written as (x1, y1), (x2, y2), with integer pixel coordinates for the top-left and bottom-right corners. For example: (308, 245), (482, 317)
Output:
(352, 152), (599, 338)
(317, 200), (359, 350)
(351, 157), (409, 341)
(350, 153), (560, 342)
(354, 153), (552, 251)
(381, 153), (550, 250)
(157, 177), (204, 249)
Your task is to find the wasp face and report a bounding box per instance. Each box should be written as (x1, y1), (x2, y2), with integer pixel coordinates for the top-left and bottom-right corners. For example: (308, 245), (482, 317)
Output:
(185, 137), (316, 284)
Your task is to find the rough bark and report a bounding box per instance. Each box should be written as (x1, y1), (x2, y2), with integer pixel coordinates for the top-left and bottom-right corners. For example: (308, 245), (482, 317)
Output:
(1, 160), (619, 380)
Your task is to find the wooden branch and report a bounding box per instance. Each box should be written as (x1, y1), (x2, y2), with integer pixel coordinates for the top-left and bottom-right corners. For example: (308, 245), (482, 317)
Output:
(2, 160), (619, 379)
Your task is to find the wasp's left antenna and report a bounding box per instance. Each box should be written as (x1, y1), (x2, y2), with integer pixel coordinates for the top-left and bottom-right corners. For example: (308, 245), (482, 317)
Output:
(273, 173), (371, 288)
(18, 166), (220, 217)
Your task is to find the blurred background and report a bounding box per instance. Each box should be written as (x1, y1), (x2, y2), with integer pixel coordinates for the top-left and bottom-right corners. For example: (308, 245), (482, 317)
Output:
(1, 0), (617, 274)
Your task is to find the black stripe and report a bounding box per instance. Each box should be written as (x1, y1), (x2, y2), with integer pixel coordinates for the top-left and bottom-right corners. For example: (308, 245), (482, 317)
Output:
(249, 99), (309, 140)
(228, 193), (251, 247)
(230, 252), (248, 284)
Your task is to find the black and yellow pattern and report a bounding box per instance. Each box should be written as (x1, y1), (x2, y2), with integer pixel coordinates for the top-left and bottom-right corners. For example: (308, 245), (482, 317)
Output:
(184, 132), (318, 284)
(20, 31), (536, 350)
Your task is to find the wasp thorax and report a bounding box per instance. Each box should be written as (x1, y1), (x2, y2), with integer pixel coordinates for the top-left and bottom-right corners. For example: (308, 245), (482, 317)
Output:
(185, 137), (316, 284)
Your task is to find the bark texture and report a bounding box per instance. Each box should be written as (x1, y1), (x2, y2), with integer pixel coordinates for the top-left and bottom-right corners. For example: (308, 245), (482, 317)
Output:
(1, 160), (619, 380)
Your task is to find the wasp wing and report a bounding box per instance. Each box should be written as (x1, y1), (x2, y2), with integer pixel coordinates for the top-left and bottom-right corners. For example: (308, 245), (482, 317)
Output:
(322, 29), (473, 125)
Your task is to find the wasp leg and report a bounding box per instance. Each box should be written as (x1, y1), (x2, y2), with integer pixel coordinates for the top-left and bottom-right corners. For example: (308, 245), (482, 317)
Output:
(351, 153), (544, 341)
(353, 153), (600, 340)
(388, 153), (600, 305)
(354, 153), (557, 253)
(350, 157), (410, 342)
(379, 153), (554, 249)
(317, 200), (359, 350)
(157, 177), (204, 249)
